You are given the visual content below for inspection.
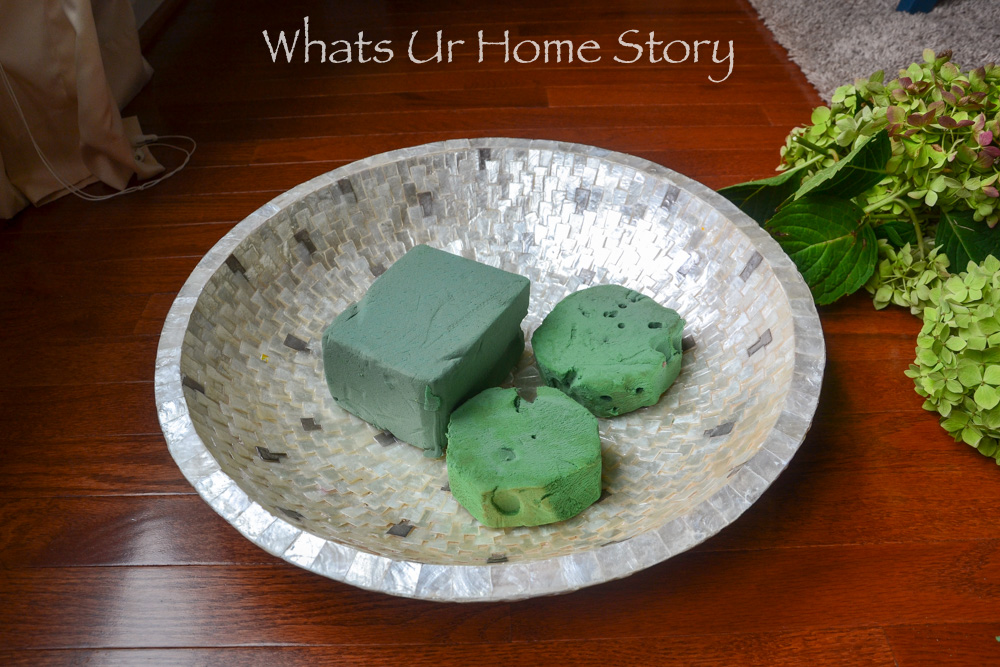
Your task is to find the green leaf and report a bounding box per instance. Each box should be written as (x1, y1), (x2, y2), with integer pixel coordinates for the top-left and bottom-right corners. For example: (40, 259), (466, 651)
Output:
(917, 348), (940, 366)
(811, 106), (831, 125)
(962, 425), (983, 446)
(984, 365), (1000, 386)
(968, 336), (988, 351)
(945, 336), (967, 351)
(979, 439), (999, 459)
(874, 220), (918, 248)
(766, 195), (877, 304)
(974, 384), (1000, 410)
(718, 164), (809, 225)
(935, 209), (1000, 269)
(795, 130), (891, 200)
(958, 364), (983, 387)
(985, 408), (1000, 430)
(942, 418), (966, 432)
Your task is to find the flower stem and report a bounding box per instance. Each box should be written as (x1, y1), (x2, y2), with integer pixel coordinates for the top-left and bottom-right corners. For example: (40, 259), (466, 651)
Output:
(863, 188), (927, 255)
(895, 198), (926, 256)
(793, 136), (839, 160)
(863, 188), (910, 213)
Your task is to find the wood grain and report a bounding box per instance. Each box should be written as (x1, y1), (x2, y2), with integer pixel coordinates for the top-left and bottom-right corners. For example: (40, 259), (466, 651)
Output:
(883, 624), (1000, 666)
(508, 540), (1000, 640)
(0, 294), (155, 340)
(0, 383), (158, 440)
(0, 435), (191, 498)
(0, 630), (898, 666)
(0, 495), (267, 567)
(0, 566), (511, 649)
(3, 0), (998, 663)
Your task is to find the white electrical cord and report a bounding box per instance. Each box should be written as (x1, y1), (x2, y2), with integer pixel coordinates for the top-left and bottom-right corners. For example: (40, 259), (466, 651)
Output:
(0, 59), (196, 202)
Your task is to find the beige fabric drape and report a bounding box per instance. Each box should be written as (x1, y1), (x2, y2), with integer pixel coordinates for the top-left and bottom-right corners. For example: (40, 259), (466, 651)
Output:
(0, 0), (156, 219)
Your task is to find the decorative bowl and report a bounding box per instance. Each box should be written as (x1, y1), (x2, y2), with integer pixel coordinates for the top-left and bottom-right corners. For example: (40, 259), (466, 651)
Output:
(155, 138), (825, 601)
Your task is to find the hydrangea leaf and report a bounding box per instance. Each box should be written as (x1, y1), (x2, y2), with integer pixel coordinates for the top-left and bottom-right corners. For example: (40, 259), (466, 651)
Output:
(958, 363), (982, 387)
(974, 384), (1000, 410)
(935, 209), (1000, 269)
(874, 220), (919, 248)
(765, 195), (877, 304)
(794, 130), (891, 200)
(718, 163), (809, 225)
(946, 336), (968, 351)
(962, 425), (983, 446)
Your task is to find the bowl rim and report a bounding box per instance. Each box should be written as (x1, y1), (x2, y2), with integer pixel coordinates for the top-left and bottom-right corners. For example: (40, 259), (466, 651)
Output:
(154, 137), (826, 602)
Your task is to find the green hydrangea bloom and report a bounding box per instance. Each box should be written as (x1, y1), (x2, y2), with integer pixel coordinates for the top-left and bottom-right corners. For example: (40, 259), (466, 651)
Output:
(904, 254), (1000, 463)
(865, 240), (950, 314)
(780, 50), (1000, 229)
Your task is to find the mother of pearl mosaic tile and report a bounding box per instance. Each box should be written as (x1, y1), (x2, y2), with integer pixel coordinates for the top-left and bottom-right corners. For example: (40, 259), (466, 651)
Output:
(156, 138), (825, 601)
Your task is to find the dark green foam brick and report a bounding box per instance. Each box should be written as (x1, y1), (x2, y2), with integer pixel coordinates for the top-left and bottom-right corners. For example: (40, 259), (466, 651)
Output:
(446, 387), (601, 528)
(322, 245), (529, 457)
(531, 285), (685, 418)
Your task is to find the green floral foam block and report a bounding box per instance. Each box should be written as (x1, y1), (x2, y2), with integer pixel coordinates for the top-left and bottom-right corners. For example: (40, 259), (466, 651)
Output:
(532, 285), (685, 417)
(322, 245), (529, 457)
(446, 387), (601, 528)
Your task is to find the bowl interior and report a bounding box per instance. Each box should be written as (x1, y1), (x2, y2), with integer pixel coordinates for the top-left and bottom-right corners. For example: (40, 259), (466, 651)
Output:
(179, 143), (796, 567)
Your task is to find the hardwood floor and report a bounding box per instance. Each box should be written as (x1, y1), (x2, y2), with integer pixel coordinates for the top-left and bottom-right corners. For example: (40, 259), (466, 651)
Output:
(2, 1), (999, 664)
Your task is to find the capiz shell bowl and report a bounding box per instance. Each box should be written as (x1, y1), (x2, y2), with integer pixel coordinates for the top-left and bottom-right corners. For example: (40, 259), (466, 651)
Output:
(155, 138), (825, 602)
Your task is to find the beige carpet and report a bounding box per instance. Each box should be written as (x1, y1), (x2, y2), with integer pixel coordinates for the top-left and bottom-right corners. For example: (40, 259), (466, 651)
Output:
(748, 0), (1000, 100)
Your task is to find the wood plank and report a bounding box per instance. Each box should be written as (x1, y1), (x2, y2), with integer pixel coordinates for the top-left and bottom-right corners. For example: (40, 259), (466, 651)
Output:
(764, 101), (823, 124)
(825, 331), (915, 361)
(703, 459), (1000, 551)
(0, 565), (512, 649)
(0, 256), (198, 300)
(0, 294), (154, 341)
(797, 409), (988, 472)
(0, 629), (897, 666)
(134, 293), (180, 335)
(140, 87), (551, 123)
(508, 540), (1000, 640)
(821, 357), (921, 414)
(0, 383), (158, 441)
(140, 126), (792, 171)
(883, 624), (1000, 666)
(242, 126), (792, 165)
(546, 82), (813, 109)
(0, 496), (268, 568)
(164, 105), (776, 143)
(169, 0), (756, 18)
(818, 291), (923, 336)
(0, 435), (189, 499)
(1, 192), (270, 234)
(1, 336), (157, 387)
(133, 75), (810, 111)
(0, 222), (232, 267)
